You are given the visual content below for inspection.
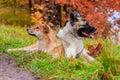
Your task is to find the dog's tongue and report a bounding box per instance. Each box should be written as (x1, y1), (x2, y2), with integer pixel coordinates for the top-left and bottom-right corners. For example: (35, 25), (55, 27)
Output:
(82, 32), (94, 38)
(89, 34), (94, 38)
(85, 32), (94, 38)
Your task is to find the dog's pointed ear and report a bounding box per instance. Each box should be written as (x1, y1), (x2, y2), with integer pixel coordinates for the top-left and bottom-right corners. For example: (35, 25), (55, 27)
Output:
(70, 12), (78, 26)
(43, 25), (49, 34)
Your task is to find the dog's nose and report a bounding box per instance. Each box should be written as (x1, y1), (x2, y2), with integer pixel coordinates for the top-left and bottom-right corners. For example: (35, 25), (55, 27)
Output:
(90, 27), (97, 32)
(93, 27), (97, 31)
(26, 28), (29, 32)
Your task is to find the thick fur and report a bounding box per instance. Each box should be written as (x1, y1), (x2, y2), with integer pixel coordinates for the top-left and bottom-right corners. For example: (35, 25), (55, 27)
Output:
(56, 12), (96, 62)
(7, 12), (96, 62)
(7, 23), (64, 58)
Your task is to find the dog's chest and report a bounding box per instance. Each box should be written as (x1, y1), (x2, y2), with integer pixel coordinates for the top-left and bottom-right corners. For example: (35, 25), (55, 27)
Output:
(38, 41), (60, 52)
(57, 22), (84, 54)
(38, 41), (47, 51)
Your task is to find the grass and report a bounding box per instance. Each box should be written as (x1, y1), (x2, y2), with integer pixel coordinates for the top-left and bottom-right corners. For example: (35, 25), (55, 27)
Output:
(0, 24), (36, 53)
(1, 24), (120, 80)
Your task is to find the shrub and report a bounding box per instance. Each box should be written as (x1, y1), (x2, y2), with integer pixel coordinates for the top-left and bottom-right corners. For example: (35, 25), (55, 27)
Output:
(0, 8), (31, 26)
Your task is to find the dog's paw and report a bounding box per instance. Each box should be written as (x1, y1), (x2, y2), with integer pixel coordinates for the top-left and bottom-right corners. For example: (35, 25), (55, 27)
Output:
(7, 49), (16, 52)
(81, 50), (95, 62)
(7, 49), (12, 52)
(66, 48), (76, 58)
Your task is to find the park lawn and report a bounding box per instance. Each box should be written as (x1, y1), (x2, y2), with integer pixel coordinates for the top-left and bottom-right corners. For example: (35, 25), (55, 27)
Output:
(0, 24), (120, 80)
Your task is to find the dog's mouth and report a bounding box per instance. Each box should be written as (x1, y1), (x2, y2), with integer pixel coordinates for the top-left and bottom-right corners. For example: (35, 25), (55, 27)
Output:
(82, 31), (94, 38)
(28, 33), (36, 36)
(77, 27), (96, 38)
(27, 29), (36, 37)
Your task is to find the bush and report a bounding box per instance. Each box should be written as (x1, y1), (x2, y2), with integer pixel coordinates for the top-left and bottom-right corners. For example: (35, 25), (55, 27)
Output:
(0, 8), (31, 26)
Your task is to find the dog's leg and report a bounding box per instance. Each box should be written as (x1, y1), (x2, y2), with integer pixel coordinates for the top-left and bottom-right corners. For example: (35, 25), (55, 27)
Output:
(7, 42), (39, 52)
(80, 49), (95, 62)
(57, 39), (77, 58)
(66, 48), (76, 58)
(65, 44), (77, 58)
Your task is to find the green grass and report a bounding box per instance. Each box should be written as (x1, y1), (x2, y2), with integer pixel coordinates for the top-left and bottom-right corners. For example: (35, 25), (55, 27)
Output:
(1, 24), (120, 80)
(0, 24), (36, 53)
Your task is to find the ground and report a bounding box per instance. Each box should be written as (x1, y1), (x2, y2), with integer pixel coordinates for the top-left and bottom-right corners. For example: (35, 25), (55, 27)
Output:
(0, 54), (39, 80)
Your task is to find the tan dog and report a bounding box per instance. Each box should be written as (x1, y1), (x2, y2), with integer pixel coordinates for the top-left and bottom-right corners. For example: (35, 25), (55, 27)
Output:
(7, 12), (96, 62)
(7, 23), (64, 58)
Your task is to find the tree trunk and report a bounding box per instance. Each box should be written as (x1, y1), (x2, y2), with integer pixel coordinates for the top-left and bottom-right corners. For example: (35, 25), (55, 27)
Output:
(28, 0), (32, 12)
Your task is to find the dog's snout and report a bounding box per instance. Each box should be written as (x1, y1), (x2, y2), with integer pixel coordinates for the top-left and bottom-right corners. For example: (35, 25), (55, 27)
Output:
(92, 27), (96, 30)
(93, 27), (97, 31)
(90, 27), (96, 32)
(27, 28), (29, 32)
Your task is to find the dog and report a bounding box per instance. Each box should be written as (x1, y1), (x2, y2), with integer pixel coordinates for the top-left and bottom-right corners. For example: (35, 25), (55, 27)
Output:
(56, 11), (96, 61)
(7, 12), (96, 62)
(7, 23), (64, 58)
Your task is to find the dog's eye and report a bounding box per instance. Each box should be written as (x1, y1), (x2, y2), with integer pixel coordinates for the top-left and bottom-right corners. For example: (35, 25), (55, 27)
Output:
(36, 26), (39, 29)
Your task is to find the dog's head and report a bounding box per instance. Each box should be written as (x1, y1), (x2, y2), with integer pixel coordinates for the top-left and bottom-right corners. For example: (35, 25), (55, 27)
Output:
(70, 12), (96, 38)
(27, 24), (50, 39)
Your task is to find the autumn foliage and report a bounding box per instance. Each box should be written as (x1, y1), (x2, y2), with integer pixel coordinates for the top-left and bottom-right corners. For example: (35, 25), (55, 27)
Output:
(88, 43), (103, 57)
(55, 0), (120, 38)
(1, 0), (120, 38)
